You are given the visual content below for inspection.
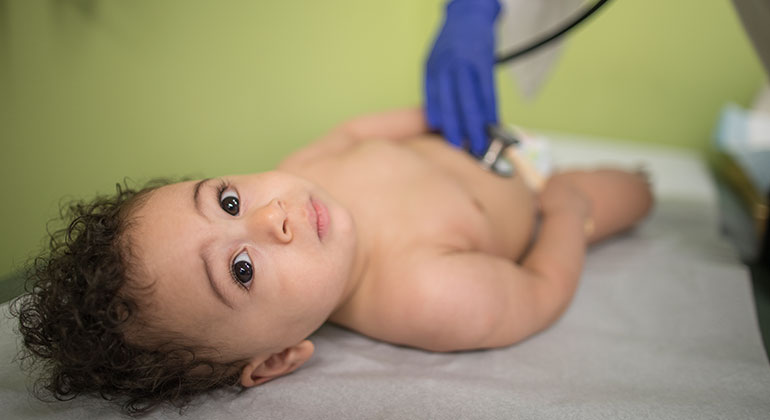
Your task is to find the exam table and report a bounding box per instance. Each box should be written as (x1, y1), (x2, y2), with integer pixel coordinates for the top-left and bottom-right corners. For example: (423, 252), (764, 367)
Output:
(1, 134), (769, 419)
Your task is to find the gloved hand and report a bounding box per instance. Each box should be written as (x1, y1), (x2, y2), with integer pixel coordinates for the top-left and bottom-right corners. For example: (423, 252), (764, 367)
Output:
(425, 0), (501, 157)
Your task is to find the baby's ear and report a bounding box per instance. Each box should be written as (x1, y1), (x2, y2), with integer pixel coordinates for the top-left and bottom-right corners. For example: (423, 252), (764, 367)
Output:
(240, 340), (314, 387)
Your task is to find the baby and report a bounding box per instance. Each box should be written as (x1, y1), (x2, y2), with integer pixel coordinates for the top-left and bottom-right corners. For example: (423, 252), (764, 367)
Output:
(12, 108), (652, 415)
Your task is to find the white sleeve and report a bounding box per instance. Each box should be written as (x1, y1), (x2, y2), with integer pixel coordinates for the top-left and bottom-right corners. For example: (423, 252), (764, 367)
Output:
(496, 0), (583, 98)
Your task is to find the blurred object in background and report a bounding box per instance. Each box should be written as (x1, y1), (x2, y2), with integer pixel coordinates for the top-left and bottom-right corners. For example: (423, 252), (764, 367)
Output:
(712, 90), (770, 264)
(714, 0), (770, 266)
(731, 0), (770, 78)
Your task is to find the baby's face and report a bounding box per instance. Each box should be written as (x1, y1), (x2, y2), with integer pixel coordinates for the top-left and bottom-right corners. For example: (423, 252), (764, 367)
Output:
(129, 171), (359, 361)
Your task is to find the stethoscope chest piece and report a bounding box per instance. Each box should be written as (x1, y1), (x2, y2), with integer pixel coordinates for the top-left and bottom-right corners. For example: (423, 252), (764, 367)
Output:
(480, 125), (520, 178)
(490, 154), (515, 177)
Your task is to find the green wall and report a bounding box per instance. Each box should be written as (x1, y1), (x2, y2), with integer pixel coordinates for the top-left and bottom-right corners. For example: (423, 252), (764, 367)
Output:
(0, 0), (766, 278)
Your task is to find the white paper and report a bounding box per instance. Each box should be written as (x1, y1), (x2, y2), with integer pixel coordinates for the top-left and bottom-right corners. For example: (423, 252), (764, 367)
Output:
(497, 0), (584, 98)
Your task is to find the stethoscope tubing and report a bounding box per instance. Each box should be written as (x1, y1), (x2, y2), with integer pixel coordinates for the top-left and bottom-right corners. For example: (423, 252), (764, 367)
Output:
(495, 0), (612, 65)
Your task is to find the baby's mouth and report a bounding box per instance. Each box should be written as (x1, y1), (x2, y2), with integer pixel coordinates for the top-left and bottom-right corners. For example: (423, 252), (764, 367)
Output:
(310, 197), (329, 241)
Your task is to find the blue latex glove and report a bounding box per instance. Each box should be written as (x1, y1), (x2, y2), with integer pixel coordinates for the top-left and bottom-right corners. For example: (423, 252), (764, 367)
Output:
(425, 0), (501, 157)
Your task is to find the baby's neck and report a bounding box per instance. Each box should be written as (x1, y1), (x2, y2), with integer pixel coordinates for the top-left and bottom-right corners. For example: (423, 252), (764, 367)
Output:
(328, 217), (373, 324)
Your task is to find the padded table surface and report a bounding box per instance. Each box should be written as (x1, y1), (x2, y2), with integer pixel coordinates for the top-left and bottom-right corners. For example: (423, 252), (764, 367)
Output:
(1, 135), (769, 419)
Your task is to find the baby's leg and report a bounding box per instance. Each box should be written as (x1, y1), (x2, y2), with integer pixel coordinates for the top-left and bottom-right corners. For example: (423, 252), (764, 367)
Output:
(548, 169), (654, 243)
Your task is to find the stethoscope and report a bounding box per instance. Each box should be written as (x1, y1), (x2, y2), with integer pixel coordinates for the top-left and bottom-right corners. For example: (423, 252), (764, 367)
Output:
(482, 0), (612, 178)
(495, 0), (612, 65)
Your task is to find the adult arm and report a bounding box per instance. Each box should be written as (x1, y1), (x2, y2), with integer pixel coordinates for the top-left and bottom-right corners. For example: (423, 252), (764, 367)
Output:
(424, 0), (501, 157)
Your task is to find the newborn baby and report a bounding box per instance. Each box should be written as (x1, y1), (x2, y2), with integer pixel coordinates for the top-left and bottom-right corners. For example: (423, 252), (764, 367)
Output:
(12, 108), (652, 414)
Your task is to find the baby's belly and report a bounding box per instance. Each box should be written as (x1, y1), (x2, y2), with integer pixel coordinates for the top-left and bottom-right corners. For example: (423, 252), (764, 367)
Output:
(405, 137), (538, 258)
(331, 137), (538, 260)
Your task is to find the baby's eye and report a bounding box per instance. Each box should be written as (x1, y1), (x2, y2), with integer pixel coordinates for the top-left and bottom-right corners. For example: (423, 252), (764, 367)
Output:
(219, 188), (240, 216)
(232, 251), (253, 287)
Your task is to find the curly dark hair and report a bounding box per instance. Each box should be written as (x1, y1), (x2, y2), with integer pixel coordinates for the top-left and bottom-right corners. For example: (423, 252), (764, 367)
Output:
(9, 180), (244, 416)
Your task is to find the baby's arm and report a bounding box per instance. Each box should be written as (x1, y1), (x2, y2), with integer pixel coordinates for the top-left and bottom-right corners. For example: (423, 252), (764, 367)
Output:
(333, 107), (430, 142)
(550, 169), (653, 243)
(280, 108), (429, 168)
(385, 178), (590, 351)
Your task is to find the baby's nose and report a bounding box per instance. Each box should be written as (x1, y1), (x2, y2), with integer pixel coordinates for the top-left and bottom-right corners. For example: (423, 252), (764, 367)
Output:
(247, 198), (292, 243)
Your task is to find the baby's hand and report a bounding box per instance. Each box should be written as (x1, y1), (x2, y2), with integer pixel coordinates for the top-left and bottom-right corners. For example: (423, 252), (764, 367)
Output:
(545, 169), (654, 243)
(540, 176), (591, 221)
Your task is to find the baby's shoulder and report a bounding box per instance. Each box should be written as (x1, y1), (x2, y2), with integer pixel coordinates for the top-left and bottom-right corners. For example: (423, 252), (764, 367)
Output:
(278, 132), (356, 172)
(331, 248), (484, 350)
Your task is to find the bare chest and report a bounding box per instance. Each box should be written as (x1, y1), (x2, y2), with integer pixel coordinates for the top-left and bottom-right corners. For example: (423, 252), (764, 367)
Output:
(297, 138), (538, 260)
